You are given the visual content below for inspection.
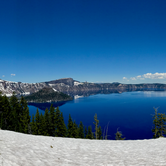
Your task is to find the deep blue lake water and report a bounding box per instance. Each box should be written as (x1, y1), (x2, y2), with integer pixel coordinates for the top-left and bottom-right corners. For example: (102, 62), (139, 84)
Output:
(28, 91), (166, 140)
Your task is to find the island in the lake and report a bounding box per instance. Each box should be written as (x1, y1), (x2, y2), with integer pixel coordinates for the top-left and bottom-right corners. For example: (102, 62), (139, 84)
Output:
(24, 87), (73, 103)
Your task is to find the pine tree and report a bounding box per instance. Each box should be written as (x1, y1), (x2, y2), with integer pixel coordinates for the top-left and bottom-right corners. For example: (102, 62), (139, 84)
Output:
(158, 113), (166, 137)
(0, 95), (4, 129)
(53, 107), (67, 137)
(34, 108), (40, 135)
(84, 126), (88, 138)
(0, 91), (3, 114)
(43, 108), (50, 136)
(86, 126), (93, 139)
(78, 121), (84, 138)
(152, 107), (159, 138)
(67, 114), (73, 137)
(49, 104), (56, 136)
(40, 113), (45, 135)
(93, 113), (99, 139)
(98, 126), (102, 140)
(55, 107), (61, 136)
(151, 107), (165, 138)
(58, 112), (67, 137)
(31, 114), (36, 135)
(19, 96), (30, 134)
(10, 92), (20, 132)
(0, 91), (4, 124)
(73, 120), (78, 138)
(1, 95), (11, 130)
(22, 107), (31, 134)
(19, 96), (26, 132)
(115, 128), (125, 140)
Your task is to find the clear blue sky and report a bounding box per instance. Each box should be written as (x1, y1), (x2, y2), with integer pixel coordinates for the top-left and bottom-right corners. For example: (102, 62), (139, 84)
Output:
(0, 0), (166, 83)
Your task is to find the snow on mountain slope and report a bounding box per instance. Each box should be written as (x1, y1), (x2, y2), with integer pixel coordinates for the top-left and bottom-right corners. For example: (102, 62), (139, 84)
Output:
(0, 78), (76, 96)
(1, 78), (166, 97)
(0, 130), (166, 166)
(0, 80), (47, 96)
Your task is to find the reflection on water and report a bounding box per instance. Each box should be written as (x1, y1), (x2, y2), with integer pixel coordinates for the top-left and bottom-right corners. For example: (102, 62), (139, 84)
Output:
(67, 89), (166, 97)
(143, 91), (166, 97)
(74, 95), (84, 99)
(28, 101), (68, 110)
(28, 89), (166, 110)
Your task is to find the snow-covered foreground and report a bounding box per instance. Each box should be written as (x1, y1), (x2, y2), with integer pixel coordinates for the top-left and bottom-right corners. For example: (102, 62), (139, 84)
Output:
(0, 130), (166, 166)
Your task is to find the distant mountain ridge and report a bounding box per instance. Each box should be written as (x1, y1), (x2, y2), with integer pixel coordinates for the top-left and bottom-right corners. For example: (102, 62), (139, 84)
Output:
(1, 78), (166, 96)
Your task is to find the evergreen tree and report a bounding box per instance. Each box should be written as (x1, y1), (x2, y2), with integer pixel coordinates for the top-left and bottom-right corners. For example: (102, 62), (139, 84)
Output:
(0, 91), (4, 124)
(0, 94), (4, 129)
(38, 113), (45, 135)
(34, 108), (40, 135)
(152, 107), (159, 138)
(22, 107), (30, 134)
(19, 96), (30, 134)
(72, 120), (78, 138)
(0, 91), (3, 114)
(78, 121), (84, 138)
(86, 126), (93, 139)
(55, 107), (61, 136)
(67, 114), (74, 137)
(98, 126), (102, 140)
(31, 114), (36, 135)
(93, 113), (99, 139)
(54, 107), (66, 137)
(151, 107), (166, 138)
(115, 128), (125, 140)
(43, 108), (50, 136)
(10, 92), (21, 132)
(1, 95), (11, 130)
(158, 113), (166, 137)
(58, 112), (67, 137)
(19, 96), (26, 132)
(84, 126), (88, 138)
(49, 104), (56, 136)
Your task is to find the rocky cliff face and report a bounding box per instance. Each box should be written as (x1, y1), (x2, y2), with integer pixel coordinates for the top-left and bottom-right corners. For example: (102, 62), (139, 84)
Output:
(0, 78), (166, 96)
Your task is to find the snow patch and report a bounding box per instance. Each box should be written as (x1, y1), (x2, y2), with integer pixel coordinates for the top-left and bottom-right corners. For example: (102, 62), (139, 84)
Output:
(74, 81), (83, 86)
(0, 130), (166, 166)
(74, 95), (84, 99)
(5, 94), (13, 97)
(52, 88), (57, 92)
(21, 92), (30, 95)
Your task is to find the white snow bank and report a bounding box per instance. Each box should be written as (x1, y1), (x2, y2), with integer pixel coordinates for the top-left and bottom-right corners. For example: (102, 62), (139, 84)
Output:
(4, 94), (13, 97)
(52, 88), (57, 92)
(74, 82), (83, 86)
(21, 92), (30, 95)
(0, 130), (166, 166)
(74, 95), (84, 99)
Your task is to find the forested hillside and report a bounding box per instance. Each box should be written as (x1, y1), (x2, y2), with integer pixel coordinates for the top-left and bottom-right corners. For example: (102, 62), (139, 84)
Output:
(24, 87), (73, 103)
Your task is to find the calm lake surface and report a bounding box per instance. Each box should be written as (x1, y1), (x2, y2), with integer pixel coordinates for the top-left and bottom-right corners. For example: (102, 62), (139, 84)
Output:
(28, 90), (166, 140)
